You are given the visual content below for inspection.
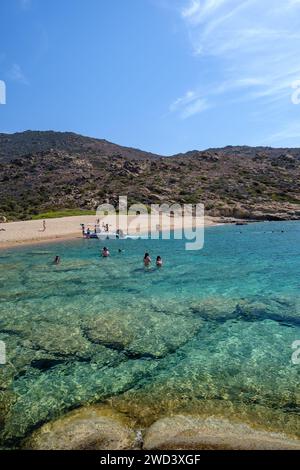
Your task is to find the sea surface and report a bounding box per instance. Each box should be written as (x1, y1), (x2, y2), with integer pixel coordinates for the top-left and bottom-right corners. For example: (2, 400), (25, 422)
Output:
(0, 221), (300, 447)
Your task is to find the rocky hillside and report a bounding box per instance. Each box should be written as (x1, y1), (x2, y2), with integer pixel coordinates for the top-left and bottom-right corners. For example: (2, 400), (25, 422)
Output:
(0, 131), (300, 221)
(0, 131), (160, 162)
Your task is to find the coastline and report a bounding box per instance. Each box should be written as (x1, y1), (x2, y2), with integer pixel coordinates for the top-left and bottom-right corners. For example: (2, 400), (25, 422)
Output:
(0, 214), (221, 250)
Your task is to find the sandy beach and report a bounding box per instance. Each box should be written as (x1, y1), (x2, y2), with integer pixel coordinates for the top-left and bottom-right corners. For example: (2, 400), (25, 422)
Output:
(0, 214), (220, 249)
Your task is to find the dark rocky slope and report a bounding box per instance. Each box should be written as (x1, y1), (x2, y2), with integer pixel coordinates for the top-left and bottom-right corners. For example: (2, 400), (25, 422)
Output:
(0, 131), (299, 221)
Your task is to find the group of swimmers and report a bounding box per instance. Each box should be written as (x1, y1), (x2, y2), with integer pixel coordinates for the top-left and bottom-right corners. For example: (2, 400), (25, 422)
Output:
(54, 249), (163, 267)
(144, 253), (163, 267)
(101, 248), (163, 267)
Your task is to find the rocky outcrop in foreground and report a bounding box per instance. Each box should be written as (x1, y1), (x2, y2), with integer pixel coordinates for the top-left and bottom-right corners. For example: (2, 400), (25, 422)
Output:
(24, 407), (300, 451)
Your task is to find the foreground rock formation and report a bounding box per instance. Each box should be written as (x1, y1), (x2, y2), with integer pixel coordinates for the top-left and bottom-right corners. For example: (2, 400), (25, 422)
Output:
(23, 407), (300, 450)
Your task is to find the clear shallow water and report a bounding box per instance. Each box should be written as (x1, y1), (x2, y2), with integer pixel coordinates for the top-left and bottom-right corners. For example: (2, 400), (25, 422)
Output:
(0, 221), (300, 446)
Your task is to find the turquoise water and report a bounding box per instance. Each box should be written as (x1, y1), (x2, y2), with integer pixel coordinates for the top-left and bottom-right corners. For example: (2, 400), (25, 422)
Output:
(0, 221), (300, 447)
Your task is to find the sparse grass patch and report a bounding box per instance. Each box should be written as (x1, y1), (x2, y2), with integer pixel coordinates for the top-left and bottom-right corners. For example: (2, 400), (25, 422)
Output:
(31, 209), (96, 220)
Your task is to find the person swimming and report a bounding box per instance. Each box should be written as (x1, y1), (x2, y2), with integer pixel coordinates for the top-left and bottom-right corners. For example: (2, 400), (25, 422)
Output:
(143, 253), (151, 267)
(102, 247), (110, 257)
(156, 256), (163, 267)
(53, 255), (60, 265)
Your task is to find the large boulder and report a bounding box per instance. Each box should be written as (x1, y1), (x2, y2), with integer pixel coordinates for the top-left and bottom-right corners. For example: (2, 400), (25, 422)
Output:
(144, 416), (300, 450)
(24, 405), (136, 450)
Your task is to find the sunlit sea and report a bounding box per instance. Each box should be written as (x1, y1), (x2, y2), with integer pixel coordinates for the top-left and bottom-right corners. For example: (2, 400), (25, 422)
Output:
(0, 221), (300, 447)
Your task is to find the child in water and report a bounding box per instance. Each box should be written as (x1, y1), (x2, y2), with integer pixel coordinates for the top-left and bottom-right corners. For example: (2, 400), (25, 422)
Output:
(156, 256), (163, 267)
(143, 253), (151, 267)
(102, 247), (110, 257)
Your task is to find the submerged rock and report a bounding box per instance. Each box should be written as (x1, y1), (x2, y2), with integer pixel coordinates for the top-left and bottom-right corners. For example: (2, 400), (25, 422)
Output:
(235, 297), (300, 326)
(24, 405), (136, 450)
(3, 358), (158, 444)
(83, 310), (202, 358)
(144, 415), (300, 450)
(189, 296), (238, 321)
(27, 322), (91, 357)
(111, 319), (300, 425)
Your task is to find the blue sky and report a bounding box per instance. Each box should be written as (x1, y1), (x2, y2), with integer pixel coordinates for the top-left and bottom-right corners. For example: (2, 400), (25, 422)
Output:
(1, 0), (300, 155)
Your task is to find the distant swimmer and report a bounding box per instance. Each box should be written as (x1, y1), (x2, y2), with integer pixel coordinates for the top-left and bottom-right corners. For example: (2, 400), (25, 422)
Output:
(143, 253), (151, 267)
(102, 247), (110, 257)
(156, 256), (163, 267)
(54, 255), (60, 265)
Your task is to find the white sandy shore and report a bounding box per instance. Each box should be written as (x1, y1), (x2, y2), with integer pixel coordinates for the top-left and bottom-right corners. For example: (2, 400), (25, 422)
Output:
(0, 214), (220, 249)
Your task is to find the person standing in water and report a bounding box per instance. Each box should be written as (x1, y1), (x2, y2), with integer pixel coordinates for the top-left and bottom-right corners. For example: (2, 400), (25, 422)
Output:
(143, 253), (151, 267)
(102, 247), (110, 257)
(156, 256), (163, 267)
(53, 255), (60, 265)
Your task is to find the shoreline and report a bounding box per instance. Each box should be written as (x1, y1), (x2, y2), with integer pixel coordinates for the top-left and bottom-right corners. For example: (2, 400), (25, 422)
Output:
(0, 214), (221, 250)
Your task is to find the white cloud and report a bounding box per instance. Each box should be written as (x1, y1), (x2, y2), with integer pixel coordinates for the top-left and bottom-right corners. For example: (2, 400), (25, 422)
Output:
(170, 90), (211, 119)
(170, 90), (197, 112)
(181, 0), (201, 19)
(181, 98), (210, 118)
(8, 63), (29, 85)
(169, 0), (300, 134)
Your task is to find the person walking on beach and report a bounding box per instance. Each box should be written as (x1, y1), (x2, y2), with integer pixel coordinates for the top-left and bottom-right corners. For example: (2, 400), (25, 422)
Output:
(42, 220), (46, 232)
(156, 256), (163, 267)
(143, 253), (151, 267)
(102, 247), (110, 257)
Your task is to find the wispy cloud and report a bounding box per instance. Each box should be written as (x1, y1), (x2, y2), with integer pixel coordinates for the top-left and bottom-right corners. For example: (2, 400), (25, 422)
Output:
(8, 63), (29, 85)
(265, 123), (300, 144)
(170, 0), (300, 126)
(170, 90), (211, 119)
